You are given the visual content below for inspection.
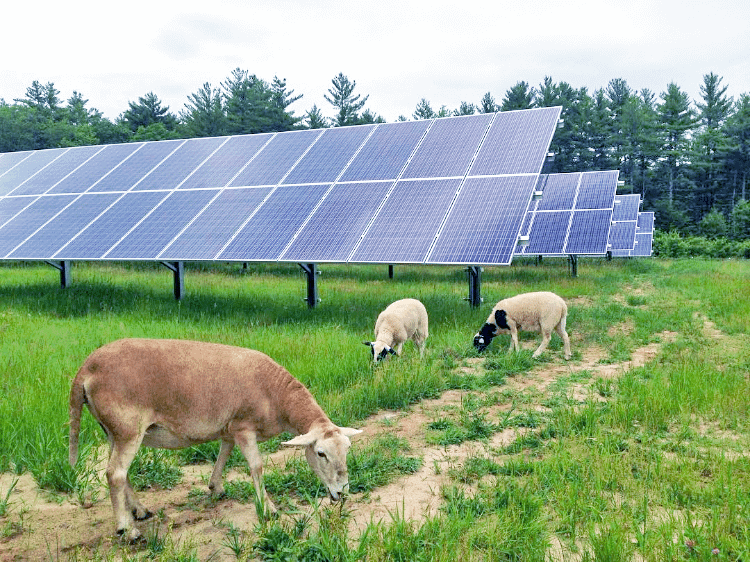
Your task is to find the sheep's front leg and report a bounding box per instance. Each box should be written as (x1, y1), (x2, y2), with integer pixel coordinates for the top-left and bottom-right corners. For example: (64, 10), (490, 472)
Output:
(208, 439), (234, 497)
(234, 431), (277, 517)
(508, 326), (521, 353)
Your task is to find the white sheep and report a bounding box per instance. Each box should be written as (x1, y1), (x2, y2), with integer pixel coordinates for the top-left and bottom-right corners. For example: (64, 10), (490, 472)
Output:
(363, 298), (428, 362)
(473, 291), (571, 359)
(68, 338), (361, 541)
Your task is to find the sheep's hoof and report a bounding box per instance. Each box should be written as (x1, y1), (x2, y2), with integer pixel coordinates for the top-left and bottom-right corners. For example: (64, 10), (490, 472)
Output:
(133, 508), (153, 521)
(117, 526), (143, 543)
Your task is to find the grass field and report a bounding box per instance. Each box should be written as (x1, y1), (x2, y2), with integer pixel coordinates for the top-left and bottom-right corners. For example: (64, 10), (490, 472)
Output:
(0, 257), (749, 560)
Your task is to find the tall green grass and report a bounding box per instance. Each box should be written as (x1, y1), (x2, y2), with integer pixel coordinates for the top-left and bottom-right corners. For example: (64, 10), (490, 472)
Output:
(1, 257), (749, 560)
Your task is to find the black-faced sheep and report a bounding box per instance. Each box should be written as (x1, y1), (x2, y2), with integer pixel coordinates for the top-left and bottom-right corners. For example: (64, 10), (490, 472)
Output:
(363, 298), (428, 362)
(69, 338), (361, 541)
(473, 291), (571, 359)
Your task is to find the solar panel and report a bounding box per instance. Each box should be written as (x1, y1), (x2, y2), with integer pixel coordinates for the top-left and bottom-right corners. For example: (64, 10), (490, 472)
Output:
(631, 232), (653, 256)
(516, 171), (618, 256)
(0, 106), (563, 268)
(608, 194), (641, 253)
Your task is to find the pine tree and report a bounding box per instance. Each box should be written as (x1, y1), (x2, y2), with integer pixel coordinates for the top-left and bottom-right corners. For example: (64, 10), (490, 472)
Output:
(324, 73), (368, 126)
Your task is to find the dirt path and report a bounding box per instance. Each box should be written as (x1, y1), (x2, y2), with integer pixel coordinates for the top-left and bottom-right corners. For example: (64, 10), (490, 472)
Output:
(0, 334), (676, 561)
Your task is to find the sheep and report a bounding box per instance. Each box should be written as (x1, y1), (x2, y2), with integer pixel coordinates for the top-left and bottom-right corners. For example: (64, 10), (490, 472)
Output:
(363, 298), (428, 362)
(473, 291), (571, 359)
(68, 338), (361, 541)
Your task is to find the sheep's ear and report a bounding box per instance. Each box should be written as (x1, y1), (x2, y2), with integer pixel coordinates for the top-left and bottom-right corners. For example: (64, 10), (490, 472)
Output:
(281, 432), (317, 447)
(339, 427), (363, 439)
(363, 341), (373, 347)
(495, 309), (509, 330)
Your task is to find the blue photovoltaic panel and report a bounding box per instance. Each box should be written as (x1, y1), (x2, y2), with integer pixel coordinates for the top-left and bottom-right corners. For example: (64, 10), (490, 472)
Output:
(47, 143), (143, 194)
(54, 191), (168, 259)
(178, 134), (273, 190)
(0, 151), (32, 176)
(638, 212), (654, 232)
(160, 187), (271, 260)
(93, 140), (183, 192)
(131, 137), (228, 191)
(0, 148), (67, 196)
(352, 179), (461, 263)
(104, 189), (219, 259)
(612, 194), (640, 221)
(282, 126), (374, 185)
(564, 209), (613, 254)
(0, 196), (36, 226)
(281, 181), (393, 262)
(8, 193), (122, 258)
(219, 184), (330, 261)
(0, 195), (77, 256)
(340, 120), (430, 182)
(524, 211), (572, 254)
(230, 130), (321, 187)
(608, 221), (637, 251)
(10, 146), (103, 196)
(470, 107), (561, 176)
(428, 175), (537, 265)
(401, 114), (493, 179)
(536, 173), (579, 211)
(518, 198), (537, 239)
(576, 171), (619, 209)
(632, 233), (653, 256)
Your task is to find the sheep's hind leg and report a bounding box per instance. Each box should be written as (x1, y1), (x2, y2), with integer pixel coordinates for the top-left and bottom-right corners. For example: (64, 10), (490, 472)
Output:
(107, 436), (146, 541)
(208, 439), (234, 497)
(556, 322), (571, 359)
(532, 330), (553, 358)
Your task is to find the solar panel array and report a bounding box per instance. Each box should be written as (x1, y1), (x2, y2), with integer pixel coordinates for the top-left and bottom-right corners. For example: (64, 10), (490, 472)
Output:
(611, 208), (653, 257)
(0, 107), (561, 266)
(515, 170), (619, 256)
(608, 194), (642, 255)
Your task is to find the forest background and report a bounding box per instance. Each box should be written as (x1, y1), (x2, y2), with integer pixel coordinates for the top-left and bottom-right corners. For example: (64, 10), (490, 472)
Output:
(2, 69), (750, 243)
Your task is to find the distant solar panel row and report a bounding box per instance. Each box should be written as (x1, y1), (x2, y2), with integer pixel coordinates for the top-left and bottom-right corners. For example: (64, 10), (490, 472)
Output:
(611, 209), (653, 257)
(608, 194), (642, 254)
(0, 107), (562, 266)
(515, 170), (619, 256)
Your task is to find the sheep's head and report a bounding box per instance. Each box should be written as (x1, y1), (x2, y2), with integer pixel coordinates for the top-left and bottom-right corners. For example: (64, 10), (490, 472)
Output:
(473, 322), (497, 352)
(363, 341), (397, 362)
(282, 425), (362, 501)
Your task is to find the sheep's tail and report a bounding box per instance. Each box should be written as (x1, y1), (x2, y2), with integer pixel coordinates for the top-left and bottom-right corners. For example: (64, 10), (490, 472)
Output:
(68, 375), (86, 467)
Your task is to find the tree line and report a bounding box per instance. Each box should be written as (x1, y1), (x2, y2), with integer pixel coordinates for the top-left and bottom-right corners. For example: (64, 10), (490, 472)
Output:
(1, 69), (749, 239)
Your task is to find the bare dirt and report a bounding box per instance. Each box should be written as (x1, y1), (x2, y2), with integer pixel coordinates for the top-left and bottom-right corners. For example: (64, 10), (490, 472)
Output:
(0, 331), (679, 561)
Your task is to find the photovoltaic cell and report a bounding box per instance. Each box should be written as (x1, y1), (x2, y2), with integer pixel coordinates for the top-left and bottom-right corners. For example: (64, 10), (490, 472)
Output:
(564, 209), (613, 254)
(0, 151), (33, 176)
(104, 189), (220, 259)
(612, 194), (640, 221)
(54, 191), (169, 259)
(47, 143), (143, 194)
(524, 211), (572, 254)
(428, 175), (537, 264)
(160, 187), (271, 260)
(8, 193), (121, 258)
(401, 114), (493, 179)
(282, 126), (374, 184)
(351, 179), (461, 263)
(0, 195), (77, 256)
(0, 148), (67, 196)
(219, 184), (330, 261)
(340, 120), (430, 182)
(536, 173), (579, 211)
(9, 146), (103, 196)
(92, 140), (183, 192)
(576, 170), (619, 209)
(281, 181), (393, 262)
(178, 134), (273, 190)
(230, 130), (321, 187)
(470, 107), (561, 176)
(130, 136), (228, 191)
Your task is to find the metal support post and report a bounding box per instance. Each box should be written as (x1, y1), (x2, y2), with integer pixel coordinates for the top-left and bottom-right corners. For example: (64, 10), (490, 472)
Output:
(388, 264), (394, 279)
(299, 263), (320, 308)
(160, 261), (184, 300)
(568, 255), (578, 278)
(465, 266), (482, 307)
(45, 260), (72, 288)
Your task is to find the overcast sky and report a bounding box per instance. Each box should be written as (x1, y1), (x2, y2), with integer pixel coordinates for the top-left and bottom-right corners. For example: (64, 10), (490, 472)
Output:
(2, 0), (748, 123)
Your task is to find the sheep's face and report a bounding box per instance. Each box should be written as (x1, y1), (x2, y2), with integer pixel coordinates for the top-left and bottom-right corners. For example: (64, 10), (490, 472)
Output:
(363, 341), (396, 362)
(473, 322), (497, 352)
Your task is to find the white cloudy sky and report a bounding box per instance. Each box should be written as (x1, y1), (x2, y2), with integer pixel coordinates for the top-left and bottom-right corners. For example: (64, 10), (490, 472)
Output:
(2, 0), (748, 123)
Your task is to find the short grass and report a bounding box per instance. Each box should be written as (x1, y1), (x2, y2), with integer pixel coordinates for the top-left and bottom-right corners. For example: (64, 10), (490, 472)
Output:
(1, 257), (749, 560)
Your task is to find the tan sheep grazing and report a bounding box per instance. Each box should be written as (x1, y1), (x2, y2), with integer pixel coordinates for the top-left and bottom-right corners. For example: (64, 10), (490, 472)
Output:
(68, 338), (361, 541)
(363, 298), (428, 362)
(473, 291), (571, 359)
